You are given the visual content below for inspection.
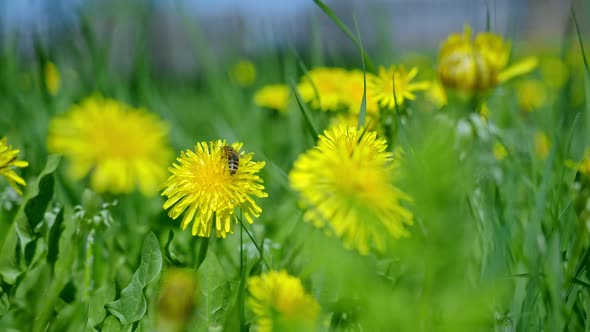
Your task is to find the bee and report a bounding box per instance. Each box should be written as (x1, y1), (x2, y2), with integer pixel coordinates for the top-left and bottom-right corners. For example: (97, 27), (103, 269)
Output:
(222, 145), (240, 175)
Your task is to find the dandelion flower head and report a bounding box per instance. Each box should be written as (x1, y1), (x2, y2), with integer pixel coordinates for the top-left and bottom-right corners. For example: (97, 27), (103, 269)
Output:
(297, 67), (348, 111)
(48, 95), (172, 195)
(438, 25), (509, 91)
(438, 24), (537, 91)
(367, 65), (430, 110)
(289, 125), (413, 255)
(162, 140), (267, 238)
(0, 137), (29, 195)
(254, 84), (290, 113)
(248, 270), (320, 332)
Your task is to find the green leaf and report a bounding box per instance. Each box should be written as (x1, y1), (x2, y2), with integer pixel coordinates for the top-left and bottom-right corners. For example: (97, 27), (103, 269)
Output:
(164, 229), (183, 266)
(0, 156), (60, 283)
(136, 233), (162, 286)
(101, 316), (123, 332)
(196, 252), (231, 330)
(15, 155), (60, 252)
(106, 233), (162, 326)
(46, 208), (64, 270)
(105, 283), (147, 327)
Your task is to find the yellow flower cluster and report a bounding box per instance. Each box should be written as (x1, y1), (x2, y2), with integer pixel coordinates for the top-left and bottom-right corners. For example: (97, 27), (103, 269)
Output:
(253, 65), (429, 116)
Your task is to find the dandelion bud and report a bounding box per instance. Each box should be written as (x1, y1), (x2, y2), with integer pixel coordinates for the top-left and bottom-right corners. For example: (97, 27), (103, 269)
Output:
(438, 25), (510, 91)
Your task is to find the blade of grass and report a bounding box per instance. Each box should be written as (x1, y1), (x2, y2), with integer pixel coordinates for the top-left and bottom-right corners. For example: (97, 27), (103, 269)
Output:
(290, 82), (319, 140)
(237, 216), (270, 270)
(571, 7), (590, 137)
(313, 0), (375, 72)
(354, 16), (367, 129)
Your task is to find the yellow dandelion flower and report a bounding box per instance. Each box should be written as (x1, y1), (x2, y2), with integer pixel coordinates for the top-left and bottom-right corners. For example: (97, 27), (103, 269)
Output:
(493, 142), (508, 161)
(0, 137), (29, 195)
(297, 67), (348, 111)
(254, 84), (290, 113)
(534, 131), (550, 160)
(44, 62), (60, 96)
(289, 126), (413, 255)
(48, 95), (172, 195)
(229, 60), (257, 87)
(340, 70), (379, 114)
(248, 270), (320, 332)
(516, 79), (547, 111)
(162, 141), (267, 238)
(438, 24), (537, 91)
(367, 65), (430, 110)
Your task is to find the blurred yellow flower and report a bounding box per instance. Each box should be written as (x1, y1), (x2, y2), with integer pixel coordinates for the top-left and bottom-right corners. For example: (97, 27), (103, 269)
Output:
(427, 79), (448, 108)
(248, 270), (320, 332)
(367, 65), (430, 110)
(438, 25), (537, 91)
(157, 268), (198, 332)
(229, 60), (256, 87)
(162, 141), (267, 238)
(0, 137), (29, 195)
(254, 84), (290, 112)
(289, 126), (412, 255)
(44, 62), (60, 95)
(516, 79), (547, 111)
(540, 57), (569, 90)
(48, 95), (172, 195)
(493, 142), (508, 161)
(340, 70), (379, 114)
(297, 67), (348, 111)
(534, 131), (550, 160)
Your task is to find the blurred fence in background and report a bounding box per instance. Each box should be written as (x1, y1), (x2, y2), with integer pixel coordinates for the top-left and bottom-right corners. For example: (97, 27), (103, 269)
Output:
(0, 0), (576, 77)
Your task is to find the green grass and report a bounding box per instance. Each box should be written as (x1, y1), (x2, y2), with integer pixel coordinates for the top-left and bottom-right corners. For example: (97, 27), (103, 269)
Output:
(1, 2), (590, 331)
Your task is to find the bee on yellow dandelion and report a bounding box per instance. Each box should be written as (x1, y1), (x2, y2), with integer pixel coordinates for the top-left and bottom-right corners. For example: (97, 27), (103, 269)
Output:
(367, 65), (430, 110)
(254, 84), (290, 113)
(0, 137), (29, 195)
(438, 24), (538, 92)
(297, 67), (349, 111)
(289, 125), (413, 255)
(47, 95), (172, 195)
(247, 270), (320, 332)
(161, 141), (267, 238)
